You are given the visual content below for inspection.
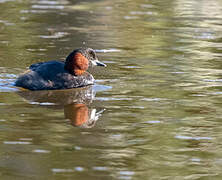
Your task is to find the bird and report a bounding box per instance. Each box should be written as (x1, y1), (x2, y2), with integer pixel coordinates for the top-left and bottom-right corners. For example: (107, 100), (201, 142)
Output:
(15, 47), (106, 91)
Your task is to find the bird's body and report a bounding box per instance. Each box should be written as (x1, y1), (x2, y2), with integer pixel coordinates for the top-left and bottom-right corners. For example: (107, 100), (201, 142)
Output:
(15, 48), (106, 91)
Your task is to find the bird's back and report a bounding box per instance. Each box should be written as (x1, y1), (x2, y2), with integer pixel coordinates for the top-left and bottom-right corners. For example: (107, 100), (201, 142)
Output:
(15, 60), (94, 90)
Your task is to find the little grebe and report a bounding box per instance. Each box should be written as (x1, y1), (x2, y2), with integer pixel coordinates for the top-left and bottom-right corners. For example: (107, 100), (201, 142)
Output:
(15, 48), (106, 90)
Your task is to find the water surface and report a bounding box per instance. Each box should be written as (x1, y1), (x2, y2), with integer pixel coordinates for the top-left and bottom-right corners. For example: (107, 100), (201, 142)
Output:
(1, 0), (222, 179)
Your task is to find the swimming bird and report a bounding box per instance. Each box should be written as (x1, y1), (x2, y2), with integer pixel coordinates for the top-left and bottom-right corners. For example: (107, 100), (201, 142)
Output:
(15, 47), (106, 90)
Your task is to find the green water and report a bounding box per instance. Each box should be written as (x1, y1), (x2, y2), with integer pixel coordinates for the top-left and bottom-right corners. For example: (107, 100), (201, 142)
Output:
(1, 0), (222, 179)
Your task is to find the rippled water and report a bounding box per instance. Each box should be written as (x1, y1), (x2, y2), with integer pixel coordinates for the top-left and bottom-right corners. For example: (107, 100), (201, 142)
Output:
(1, 0), (222, 179)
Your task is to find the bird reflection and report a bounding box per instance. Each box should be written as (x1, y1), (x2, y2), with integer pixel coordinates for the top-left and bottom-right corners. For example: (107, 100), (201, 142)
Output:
(17, 86), (105, 128)
(64, 104), (104, 128)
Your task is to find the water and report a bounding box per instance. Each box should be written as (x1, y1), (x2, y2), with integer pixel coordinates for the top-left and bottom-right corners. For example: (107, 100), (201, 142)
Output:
(1, 0), (222, 179)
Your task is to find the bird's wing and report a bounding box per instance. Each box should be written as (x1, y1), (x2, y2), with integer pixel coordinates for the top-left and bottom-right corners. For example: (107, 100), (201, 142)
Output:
(29, 62), (45, 71)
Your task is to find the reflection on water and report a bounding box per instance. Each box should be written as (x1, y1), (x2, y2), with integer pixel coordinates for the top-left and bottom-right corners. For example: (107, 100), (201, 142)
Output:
(17, 86), (105, 128)
(1, 0), (222, 179)
(0, 67), (19, 92)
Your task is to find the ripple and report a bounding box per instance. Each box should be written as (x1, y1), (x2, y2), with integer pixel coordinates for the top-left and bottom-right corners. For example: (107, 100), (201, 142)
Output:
(74, 146), (81, 150)
(75, 167), (84, 172)
(175, 135), (212, 140)
(20, 9), (48, 14)
(122, 66), (141, 69)
(0, 87), (18, 92)
(191, 158), (201, 162)
(0, 73), (17, 78)
(27, 48), (47, 52)
(0, 19), (14, 26)
(119, 176), (132, 180)
(39, 32), (69, 39)
(51, 168), (74, 173)
(130, 11), (157, 15)
(119, 171), (135, 179)
(203, 79), (222, 82)
(140, 4), (155, 8)
(96, 97), (132, 101)
(208, 92), (222, 95)
(171, 71), (186, 74)
(124, 16), (138, 20)
(32, 0), (69, 5)
(3, 141), (32, 145)
(32, 5), (64, 10)
(190, 94), (206, 97)
(92, 166), (108, 171)
(119, 171), (135, 176)
(0, 73), (19, 92)
(29, 102), (56, 105)
(105, 6), (112, 10)
(141, 98), (167, 102)
(52, 166), (85, 173)
(95, 49), (121, 53)
(93, 84), (112, 92)
(128, 106), (144, 109)
(0, 41), (9, 44)
(194, 32), (215, 40)
(144, 120), (161, 124)
(0, 0), (13, 2)
(32, 149), (51, 153)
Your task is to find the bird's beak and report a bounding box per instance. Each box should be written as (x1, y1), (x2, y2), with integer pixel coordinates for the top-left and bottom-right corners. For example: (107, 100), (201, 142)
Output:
(91, 59), (107, 67)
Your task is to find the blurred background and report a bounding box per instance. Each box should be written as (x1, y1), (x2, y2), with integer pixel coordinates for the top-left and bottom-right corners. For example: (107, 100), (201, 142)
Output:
(1, 0), (222, 179)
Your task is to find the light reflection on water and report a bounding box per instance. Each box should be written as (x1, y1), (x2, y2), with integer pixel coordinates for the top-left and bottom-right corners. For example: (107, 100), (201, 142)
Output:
(1, 0), (222, 179)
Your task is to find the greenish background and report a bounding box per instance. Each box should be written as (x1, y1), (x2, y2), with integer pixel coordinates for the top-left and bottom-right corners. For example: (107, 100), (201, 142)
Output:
(0, 0), (222, 179)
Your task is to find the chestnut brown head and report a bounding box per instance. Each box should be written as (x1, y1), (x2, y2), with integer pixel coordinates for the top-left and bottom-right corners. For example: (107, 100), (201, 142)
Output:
(65, 48), (106, 76)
